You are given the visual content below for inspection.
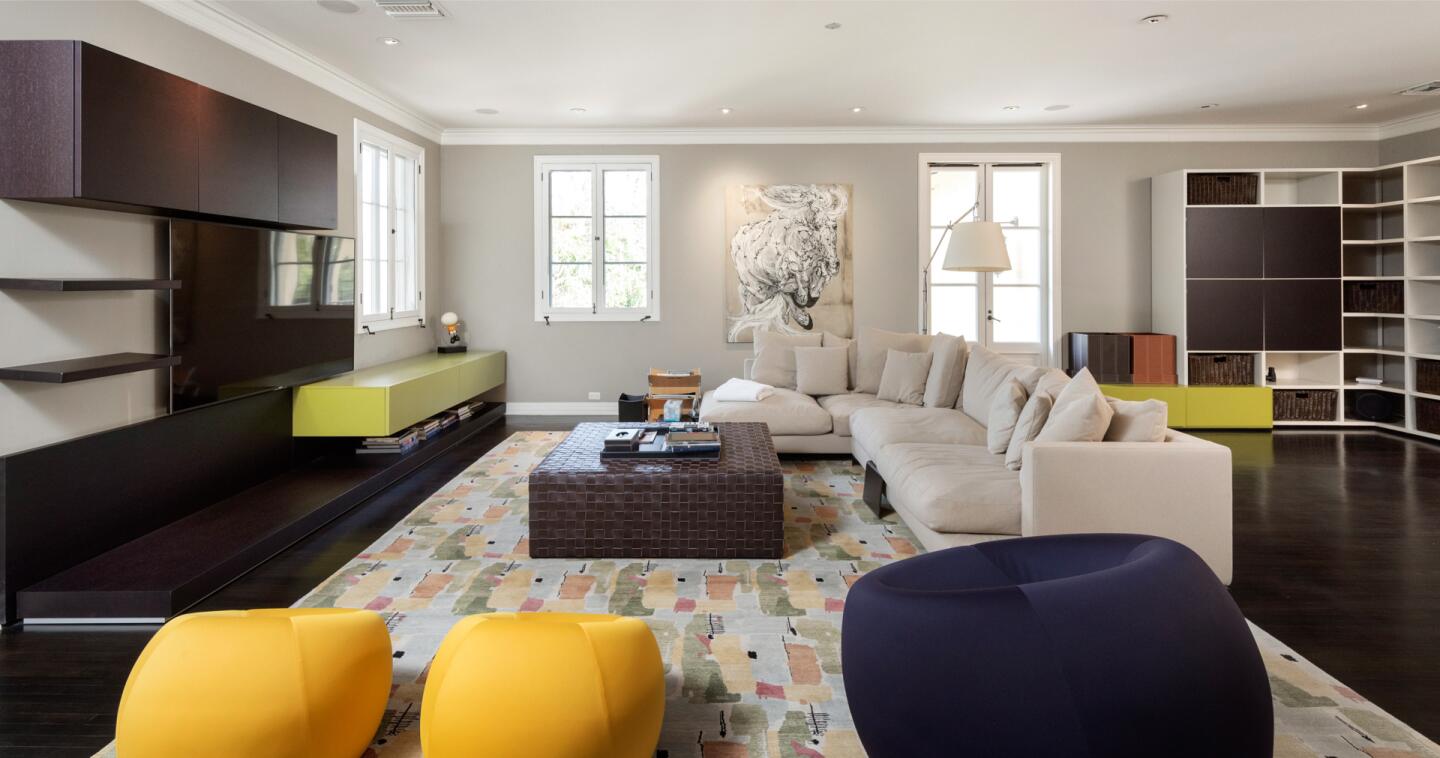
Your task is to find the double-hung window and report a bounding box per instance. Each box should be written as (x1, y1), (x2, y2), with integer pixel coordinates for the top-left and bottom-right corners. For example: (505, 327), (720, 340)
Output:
(534, 155), (659, 321)
(355, 120), (425, 332)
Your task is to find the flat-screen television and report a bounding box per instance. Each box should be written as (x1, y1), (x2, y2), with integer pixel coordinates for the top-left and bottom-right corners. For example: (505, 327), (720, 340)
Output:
(170, 221), (356, 412)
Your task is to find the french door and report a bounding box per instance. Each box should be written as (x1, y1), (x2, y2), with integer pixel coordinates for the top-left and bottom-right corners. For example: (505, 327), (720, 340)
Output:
(920, 156), (1058, 365)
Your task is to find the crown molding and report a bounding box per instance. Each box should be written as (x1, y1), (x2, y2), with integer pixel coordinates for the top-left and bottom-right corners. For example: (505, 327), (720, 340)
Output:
(140, 0), (444, 143)
(1377, 108), (1440, 141)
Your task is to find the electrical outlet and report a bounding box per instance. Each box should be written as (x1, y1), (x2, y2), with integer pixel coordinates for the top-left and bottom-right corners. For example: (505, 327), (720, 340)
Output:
(588, 391), (602, 401)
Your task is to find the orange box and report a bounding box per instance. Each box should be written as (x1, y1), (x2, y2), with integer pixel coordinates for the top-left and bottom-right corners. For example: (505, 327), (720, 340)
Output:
(1126, 333), (1177, 384)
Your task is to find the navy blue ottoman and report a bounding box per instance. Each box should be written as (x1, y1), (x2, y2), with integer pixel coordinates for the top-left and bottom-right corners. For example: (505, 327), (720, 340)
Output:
(841, 534), (1271, 757)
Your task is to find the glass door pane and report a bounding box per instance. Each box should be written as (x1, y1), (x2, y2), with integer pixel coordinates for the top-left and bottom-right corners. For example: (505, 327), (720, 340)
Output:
(928, 166), (983, 335)
(392, 153), (417, 314)
(359, 141), (389, 317)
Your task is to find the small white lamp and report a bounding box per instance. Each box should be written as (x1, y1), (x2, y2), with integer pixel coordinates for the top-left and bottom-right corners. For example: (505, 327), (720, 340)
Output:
(438, 311), (467, 354)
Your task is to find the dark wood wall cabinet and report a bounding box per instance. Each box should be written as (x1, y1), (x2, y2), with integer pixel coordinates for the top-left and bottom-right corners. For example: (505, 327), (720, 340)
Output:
(1186, 208), (1265, 278)
(0, 40), (337, 230)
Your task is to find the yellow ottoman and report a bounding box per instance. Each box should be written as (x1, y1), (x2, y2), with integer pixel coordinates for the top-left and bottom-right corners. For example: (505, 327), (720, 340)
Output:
(421, 612), (664, 758)
(116, 608), (391, 758)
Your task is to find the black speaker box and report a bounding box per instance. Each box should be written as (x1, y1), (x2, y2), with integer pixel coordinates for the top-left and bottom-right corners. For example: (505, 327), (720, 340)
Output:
(1351, 391), (1397, 422)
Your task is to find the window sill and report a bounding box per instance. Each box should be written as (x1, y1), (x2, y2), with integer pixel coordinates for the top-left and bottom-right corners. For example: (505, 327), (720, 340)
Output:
(536, 312), (659, 324)
(359, 315), (426, 334)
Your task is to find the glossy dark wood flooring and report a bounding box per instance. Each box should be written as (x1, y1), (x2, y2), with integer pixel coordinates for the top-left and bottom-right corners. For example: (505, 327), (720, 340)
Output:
(1, 422), (1436, 755)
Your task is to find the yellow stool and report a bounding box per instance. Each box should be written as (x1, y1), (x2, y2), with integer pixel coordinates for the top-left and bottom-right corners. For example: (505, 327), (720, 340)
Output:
(116, 608), (391, 758)
(421, 612), (664, 758)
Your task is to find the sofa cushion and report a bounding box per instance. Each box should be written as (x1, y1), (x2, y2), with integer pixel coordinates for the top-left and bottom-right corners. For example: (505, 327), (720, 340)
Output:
(699, 388), (832, 436)
(986, 378), (1028, 454)
(850, 407), (988, 460)
(856, 328), (930, 395)
(877, 349), (933, 405)
(1004, 391), (1054, 471)
(822, 332), (858, 390)
(923, 333), (969, 409)
(817, 393), (903, 437)
(795, 346), (849, 396)
(1036, 368), (1114, 443)
(1105, 398), (1169, 442)
(752, 330), (823, 389)
(875, 443), (1021, 535)
(960, 344), (1046, 426)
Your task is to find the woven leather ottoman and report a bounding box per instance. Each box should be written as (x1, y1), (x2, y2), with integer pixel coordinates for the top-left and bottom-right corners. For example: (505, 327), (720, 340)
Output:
(529, 422), (784, 558)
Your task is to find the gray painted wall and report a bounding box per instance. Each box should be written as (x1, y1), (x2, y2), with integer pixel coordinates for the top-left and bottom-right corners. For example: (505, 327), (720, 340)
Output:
(0, 1), (442, 455)
(1379, 125), (1440, 164)
(441, 140), (1374, 405)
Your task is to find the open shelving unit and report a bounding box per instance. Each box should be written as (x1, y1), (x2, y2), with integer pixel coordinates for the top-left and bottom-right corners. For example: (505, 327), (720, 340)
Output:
(1154, 155), (1440, 439)
(0, 277), (181, 292)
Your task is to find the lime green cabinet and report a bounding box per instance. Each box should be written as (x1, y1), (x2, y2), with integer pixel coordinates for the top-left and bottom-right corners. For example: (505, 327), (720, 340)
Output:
(1099, 383), (1272, 430)
(293, 351), (505, 437)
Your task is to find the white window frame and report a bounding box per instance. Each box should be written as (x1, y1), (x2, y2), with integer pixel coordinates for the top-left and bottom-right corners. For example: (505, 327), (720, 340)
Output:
(354, 119), (426, 334)
(533, 155), (661, 322)
(917, 153), (1063, 366)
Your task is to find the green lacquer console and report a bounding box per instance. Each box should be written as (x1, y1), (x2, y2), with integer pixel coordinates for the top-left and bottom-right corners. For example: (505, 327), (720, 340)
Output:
(1100, 384), (1273, 430)
(293, 351), (505, 437)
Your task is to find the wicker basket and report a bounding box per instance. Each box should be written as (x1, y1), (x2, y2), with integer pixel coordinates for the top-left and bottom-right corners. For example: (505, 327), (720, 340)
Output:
(1417, 359), (1440, 397)
(1187, 173), (1259, 205)
(1274, 389), (1337, 422)
(1188, 353), (1255, 385)
(1418, 397), (1440, 435)
(1343, 281), (1404, 314)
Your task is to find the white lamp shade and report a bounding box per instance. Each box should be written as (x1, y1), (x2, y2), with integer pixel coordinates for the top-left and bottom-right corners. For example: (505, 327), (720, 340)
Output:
(440, 311), (459, 326)
(942, 221), (1011, 272)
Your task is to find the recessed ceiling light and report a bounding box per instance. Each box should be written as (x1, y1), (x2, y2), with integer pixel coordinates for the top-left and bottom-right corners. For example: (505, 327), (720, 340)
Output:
(1002, 105), (1021, 111)
(570, 107), (587, 113)
(719, 107), (733, 115)
(824, 22), (842, 30)
(1353, 103), (1370, 110)
(851, 106), (864, 113)
(475, 108), (499, 115)
(1199, 103), (1219, 109)
(1044, 104), (1071, 111)
(317, 0), (359, 13)
(378, 36), (401, 46)
(1140, 14), (1169, 25)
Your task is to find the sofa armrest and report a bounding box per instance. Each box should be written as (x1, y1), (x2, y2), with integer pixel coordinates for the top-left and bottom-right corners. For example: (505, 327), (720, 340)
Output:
(1019, 431), (1233, 583)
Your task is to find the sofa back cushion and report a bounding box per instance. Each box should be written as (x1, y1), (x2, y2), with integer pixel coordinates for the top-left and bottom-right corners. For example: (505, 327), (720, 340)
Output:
(986, 378), (1029, 453)
(877, 349), (934, 406)
(1035, 368), (1114, 443)
(960, 343), (1046, 425)
(923, 333), (969, 409)
(795, 346), (850, 396)
(1104, 398), (1169, 442)
(1004, 391), (1054, 470)
(822, 332), (858, 390)
(856, 329), (931, 394)
(752, 330), (823, 389)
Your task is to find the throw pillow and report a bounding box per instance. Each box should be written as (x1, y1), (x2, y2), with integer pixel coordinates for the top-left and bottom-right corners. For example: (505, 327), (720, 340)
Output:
(876, 349), (934, 406)
(794, 346), (850, 397)
(822, 332), (858, 390)
(1105, 398), (1169, 442)
(959, 343), (1046, 425)
(1035, 368), (1114, 443)
(751, 330), (823, 389)
(856, 328), (931, 395)
(1005, 391), (1055, 471)
(986, 377), (1028, 454)
(923, 333), (969, 409)
(1035, 368), (1070, 400)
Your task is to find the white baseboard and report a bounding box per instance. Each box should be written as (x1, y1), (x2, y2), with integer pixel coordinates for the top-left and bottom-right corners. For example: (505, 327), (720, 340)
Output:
(505, 402), (618, 416)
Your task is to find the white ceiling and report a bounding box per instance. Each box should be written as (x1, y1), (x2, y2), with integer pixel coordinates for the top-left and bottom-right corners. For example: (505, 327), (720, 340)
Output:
(208, 0), (1440, 134)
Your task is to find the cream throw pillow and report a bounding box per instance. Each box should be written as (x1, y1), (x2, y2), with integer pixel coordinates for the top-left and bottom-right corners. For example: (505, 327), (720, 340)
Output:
(1105, 398), (1169, 442)
(751, 330), (823, 389)
(1005, 391), (1055, 471)
(876, 349), (933, 406)
(959, 343), (1046, 425)
(1035, 368), (1114, 443)
(986, 378), (1028, 454)
(923, 333), (969, 409)
(794, 346), (850, 397)
(822, 332), (857, 390)
(857, 329), (930, 395)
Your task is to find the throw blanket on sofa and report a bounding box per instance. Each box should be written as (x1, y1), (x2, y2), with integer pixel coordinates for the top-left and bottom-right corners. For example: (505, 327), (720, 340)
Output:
(713, 377), (774, 402)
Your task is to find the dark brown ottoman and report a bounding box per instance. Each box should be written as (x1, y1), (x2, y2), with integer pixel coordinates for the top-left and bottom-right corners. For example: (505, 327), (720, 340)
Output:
(528, 422), (784, 558)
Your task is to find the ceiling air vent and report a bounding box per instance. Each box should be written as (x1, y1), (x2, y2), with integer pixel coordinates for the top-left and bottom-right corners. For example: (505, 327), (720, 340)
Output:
(375, 0), (445, 18)
(1396, 81), (1440, 96)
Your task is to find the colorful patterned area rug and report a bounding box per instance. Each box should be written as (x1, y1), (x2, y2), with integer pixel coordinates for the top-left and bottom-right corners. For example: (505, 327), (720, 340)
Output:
(96, 431), (1439, 757)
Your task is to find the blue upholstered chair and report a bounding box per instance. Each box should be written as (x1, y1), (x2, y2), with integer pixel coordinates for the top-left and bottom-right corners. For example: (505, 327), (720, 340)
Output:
(841, 534), (1271, 758)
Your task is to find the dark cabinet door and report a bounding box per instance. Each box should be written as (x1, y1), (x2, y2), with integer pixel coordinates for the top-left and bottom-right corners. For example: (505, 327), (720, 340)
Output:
(196, 88), (277, 222)
(1264, 207), (1340, 278)
(1187, 208), (1264, 278)
(277, 116), (337, 229)
(1265, 279), (1341, 350)
(75, 43), (198, 212)
(1187, 279), (1264, 350)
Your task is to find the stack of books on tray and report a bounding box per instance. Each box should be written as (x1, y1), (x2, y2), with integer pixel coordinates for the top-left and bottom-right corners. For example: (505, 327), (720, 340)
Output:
(665, 430), (720, 454)
(454, 401), (480, 421)
(436, 410), (460, 429)
(358, 429), (420, 455)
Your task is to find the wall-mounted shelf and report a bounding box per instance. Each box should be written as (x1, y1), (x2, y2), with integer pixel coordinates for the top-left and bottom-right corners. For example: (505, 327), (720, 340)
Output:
(0, 353), (180, 383)
(0, 277), (181, 292)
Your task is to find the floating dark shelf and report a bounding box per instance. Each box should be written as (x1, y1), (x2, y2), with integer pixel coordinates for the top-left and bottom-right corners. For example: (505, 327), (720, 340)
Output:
(0, 277), (181, 292)
(0, 352), (180, 383)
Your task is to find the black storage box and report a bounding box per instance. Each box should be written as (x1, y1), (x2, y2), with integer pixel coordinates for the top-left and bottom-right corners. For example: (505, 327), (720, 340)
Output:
(617, 393), (648, 422)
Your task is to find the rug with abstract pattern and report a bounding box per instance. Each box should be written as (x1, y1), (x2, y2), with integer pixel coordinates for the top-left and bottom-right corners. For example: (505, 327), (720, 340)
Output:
(96, 431), (1439, 757)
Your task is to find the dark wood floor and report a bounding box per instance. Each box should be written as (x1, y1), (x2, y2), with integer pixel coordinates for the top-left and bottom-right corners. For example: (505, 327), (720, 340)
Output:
(0, 421), (1436, 755)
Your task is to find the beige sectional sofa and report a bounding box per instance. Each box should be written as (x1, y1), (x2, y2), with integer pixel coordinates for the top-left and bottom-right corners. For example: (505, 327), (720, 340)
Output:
(701, 342), (1235, 583)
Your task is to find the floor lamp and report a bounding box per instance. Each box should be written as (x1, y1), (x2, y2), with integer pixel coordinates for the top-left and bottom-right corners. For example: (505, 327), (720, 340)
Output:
(924, 204), (1013, 333)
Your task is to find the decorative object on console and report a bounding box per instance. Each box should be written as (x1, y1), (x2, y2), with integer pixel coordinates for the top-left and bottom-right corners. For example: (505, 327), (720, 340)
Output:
(1066, 332), (1133, 383)
(437, 311), (467, 353)
(724, 184), (853, 342)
